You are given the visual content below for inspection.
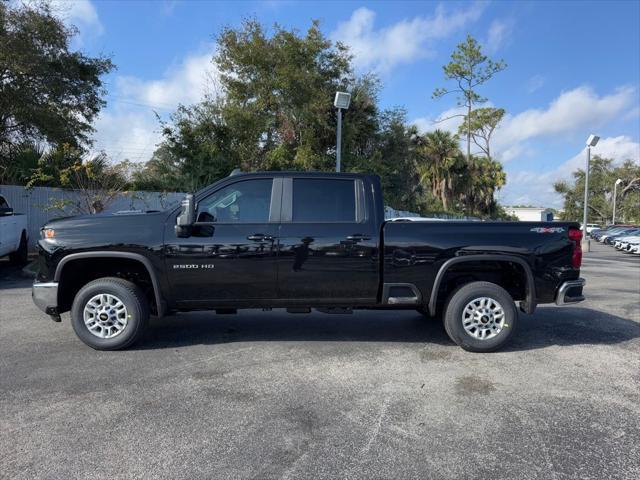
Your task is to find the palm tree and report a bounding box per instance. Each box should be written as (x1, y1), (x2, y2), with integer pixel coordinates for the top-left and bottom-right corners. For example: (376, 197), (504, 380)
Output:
(461, 156), (506, 217)
(416, 129), (463, 211)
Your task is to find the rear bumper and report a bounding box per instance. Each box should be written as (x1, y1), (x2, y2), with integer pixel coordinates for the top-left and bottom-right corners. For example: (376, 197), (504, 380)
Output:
(32, 282), (59, 315)
(555, 278), (586, 306)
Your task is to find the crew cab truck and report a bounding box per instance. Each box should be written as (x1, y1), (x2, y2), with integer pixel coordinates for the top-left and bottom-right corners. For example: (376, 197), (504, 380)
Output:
(0, 194), (28, 264)
(32, 172), (586, 352)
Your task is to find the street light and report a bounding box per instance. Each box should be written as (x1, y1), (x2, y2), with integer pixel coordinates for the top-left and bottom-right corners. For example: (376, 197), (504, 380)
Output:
(612, 178), (623, 224)
(334, 92), (351, 172)
(582, 134), (599, 250)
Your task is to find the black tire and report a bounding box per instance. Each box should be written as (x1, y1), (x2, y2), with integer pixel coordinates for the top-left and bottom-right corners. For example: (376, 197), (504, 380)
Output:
(71, 277), (149, 350)
(9, 232), (28, 265)
(443, 281), (518, 353)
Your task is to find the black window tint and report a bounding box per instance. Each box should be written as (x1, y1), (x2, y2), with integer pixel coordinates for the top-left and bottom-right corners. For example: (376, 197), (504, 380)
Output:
(293, 179), (355, 222)
(197, 179), (272, 223)
(0, 196), (7, 208)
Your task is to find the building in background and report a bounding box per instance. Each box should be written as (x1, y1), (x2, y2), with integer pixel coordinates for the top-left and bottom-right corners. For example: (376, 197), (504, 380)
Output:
(506, 207), (554, 222)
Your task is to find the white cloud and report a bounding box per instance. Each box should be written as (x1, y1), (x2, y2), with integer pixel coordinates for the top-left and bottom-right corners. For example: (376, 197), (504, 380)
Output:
(494, 85), (637, 160)
(115, 49), (218, 108)
(412, 106), (466, 135)
(558, 135), (640, 177)
(90, 47), (219, 162)
(50, 0), (104, 39)
(332, 2), (486, 72)
(500, 136), (640, 207)
(424, 85), (639, 207)
(485, 19), (513, 53)
(526, 74), (546, 94)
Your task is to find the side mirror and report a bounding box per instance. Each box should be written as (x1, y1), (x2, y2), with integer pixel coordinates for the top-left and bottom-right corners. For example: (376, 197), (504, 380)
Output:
(175, 194), (195, 238)
(0, 207), (13, 216)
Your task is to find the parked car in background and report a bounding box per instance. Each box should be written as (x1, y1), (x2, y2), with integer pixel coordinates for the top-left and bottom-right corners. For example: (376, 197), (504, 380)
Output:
(614, 234), (640, 251)
(0, 195), (28, 264)
(581, 223), (601, 235)
(387, 217), (448, 222)
(592, 225), (636, 242)
(603, 228), (640, 245)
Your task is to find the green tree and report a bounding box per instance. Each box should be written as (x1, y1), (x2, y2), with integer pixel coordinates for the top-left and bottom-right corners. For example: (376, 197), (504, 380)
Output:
(156, 19), (382, 192)
(353, 108), (423, 212)
(28, 145), (128, 215)
(130, 144), (183, 191)
(416, 129), (465, 212)
(458, 107), (505, 159)
(554, 156), (640, 224)
(215, 19), (354, 172)
(0, 1), (114, 158)
(433, 35), (506, 165)
(0, 141), (44, 184)
(460, 156), (507, 217)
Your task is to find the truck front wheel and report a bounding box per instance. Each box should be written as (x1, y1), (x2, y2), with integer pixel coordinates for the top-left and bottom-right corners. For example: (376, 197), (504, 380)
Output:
(443, 281), (518, 353)
(9, 232), (28, 265)
(71, 277), (149, 350)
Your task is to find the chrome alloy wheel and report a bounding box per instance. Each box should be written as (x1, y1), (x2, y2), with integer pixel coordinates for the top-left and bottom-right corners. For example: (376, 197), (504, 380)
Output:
(83, 293), (129, 339)
(462, 297), (505, 340)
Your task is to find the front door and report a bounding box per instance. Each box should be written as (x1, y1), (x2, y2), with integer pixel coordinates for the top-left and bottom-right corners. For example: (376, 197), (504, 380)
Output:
(165, 177), (279, 307)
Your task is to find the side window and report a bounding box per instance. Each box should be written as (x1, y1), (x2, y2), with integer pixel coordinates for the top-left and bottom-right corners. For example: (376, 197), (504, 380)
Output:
(196, 179), (273, 224)
(0, 196), (7, 209)
(293, 179), (356, 222)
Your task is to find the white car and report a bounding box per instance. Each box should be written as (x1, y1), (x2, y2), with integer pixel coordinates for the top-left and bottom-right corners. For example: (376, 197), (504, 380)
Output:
(614, 234), (635, 249)
(0, 194), (28, 264)
(387, 217), (448, 222)
(616, 235), (640, 252)
(581, 223), (601, 235)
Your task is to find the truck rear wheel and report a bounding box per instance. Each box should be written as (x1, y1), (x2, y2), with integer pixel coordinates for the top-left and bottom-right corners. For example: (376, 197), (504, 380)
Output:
(71, 277), (149, 350)
(443, 281), (518, 352)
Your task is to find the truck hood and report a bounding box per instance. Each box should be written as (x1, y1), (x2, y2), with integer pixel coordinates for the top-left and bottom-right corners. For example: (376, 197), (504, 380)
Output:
(42, 210), (169, 249)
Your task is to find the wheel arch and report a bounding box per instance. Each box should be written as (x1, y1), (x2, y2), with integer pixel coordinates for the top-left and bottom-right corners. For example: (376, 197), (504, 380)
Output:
(428, 255), (536, 317)
(54, 251), (165, 317)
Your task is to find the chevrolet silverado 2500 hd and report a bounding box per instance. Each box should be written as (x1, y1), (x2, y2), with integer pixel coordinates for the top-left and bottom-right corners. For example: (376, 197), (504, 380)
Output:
(32, 172), (586, 352)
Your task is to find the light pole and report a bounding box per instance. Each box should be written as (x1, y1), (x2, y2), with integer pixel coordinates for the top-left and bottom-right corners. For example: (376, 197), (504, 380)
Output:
(582, 134), (599, 251)
(612, 178), (623, 224)
(334, 92), (351, 172)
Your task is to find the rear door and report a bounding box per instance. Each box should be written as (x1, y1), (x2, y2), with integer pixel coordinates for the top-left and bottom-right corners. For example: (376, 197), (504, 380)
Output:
(276, 176), (379, 304)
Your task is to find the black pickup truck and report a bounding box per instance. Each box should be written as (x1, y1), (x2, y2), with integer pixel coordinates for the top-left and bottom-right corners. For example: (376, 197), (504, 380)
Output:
(32, 172), (586, 352)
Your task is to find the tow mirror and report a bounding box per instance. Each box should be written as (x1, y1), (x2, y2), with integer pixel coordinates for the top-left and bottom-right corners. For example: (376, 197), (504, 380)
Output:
(0, 207), (13, 216)
(175, 194), (195, 238)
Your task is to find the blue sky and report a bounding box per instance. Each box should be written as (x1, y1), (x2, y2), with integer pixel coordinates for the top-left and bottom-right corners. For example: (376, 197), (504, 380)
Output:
(52, 0), (640, 207)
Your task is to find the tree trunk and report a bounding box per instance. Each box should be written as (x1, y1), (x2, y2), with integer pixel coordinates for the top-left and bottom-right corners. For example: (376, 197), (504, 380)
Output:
(441, 178), (448, 211)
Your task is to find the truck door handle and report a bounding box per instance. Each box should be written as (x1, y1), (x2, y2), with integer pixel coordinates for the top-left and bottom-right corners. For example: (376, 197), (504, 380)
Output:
(247, 233), (274, 242)
(346, 234), (371, 241)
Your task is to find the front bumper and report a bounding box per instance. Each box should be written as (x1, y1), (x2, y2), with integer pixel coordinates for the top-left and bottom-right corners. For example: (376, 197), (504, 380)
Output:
(555, 278), (586, 306)
(32, 282), (59, 317)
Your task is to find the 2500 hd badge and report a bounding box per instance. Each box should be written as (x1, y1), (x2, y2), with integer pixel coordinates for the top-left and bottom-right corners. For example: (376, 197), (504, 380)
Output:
(173, 264), (215, 269)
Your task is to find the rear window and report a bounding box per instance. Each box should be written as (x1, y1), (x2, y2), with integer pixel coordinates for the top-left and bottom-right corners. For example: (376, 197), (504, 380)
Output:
(293, 179), (356, 222)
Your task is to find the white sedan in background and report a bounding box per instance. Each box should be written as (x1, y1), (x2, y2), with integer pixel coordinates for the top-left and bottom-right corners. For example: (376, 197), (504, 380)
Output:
(614, 235), (640, 253)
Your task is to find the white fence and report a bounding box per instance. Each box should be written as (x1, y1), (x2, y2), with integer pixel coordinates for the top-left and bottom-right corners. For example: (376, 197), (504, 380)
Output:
(0, 185), (184, 249)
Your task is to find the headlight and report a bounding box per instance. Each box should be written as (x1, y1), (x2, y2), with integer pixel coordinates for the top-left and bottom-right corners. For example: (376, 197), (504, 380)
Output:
(42, 228), (55, 239)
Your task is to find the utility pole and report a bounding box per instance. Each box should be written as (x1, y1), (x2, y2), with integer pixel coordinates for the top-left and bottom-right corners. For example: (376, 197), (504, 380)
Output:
(334, 92), (351, 173)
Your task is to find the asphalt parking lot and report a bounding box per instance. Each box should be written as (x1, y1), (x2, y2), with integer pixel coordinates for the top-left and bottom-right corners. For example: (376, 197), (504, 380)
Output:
(1, 243), (639, 480)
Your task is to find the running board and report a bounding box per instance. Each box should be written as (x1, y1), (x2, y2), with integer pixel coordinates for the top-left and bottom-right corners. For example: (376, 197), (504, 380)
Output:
(382, 283), (422, 305)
